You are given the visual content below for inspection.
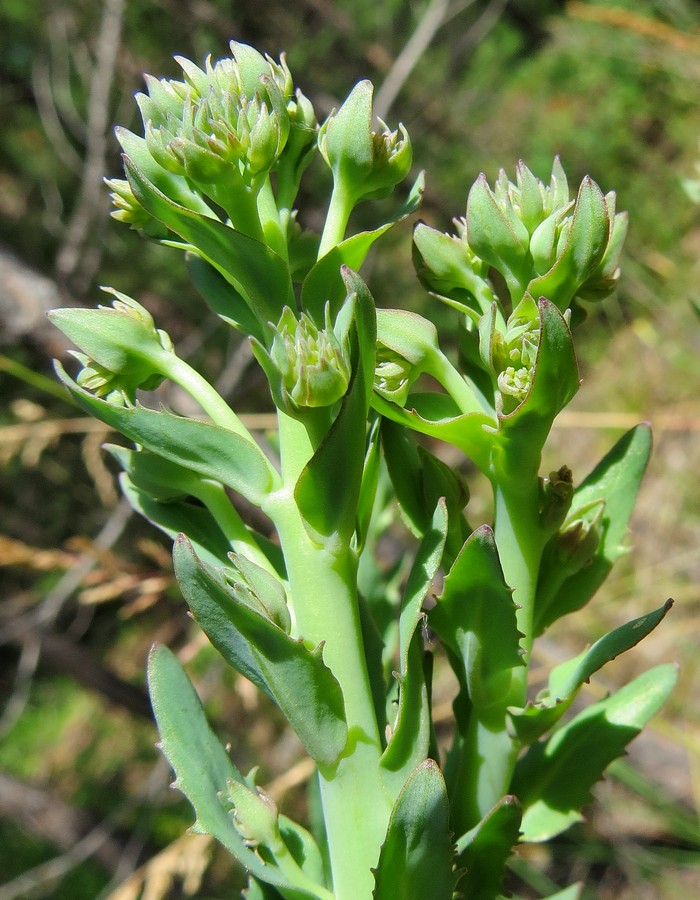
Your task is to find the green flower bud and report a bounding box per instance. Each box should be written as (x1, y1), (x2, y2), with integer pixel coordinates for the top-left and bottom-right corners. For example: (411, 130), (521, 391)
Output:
(106, 177), (168, 238)
(318, 80), (412, 203)
(225, 779), (280, 849)
(481, 297), (541, 415)
(223, 552), (291, 633)
(48, 289), (173, 404)
(253, 306), (351, 415)
(374, 345), (415, 405)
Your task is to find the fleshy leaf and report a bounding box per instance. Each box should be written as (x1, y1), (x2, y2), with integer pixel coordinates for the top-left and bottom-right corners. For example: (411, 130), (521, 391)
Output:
(380, 501), (448, 792)
(147, 644), (317, 898)
(372, 391), (494, 473)
(187, 254), (266, 341)
(534, 424), (652, 633)
(509, 599), (672, 744)
(455, 795), (522, 900)
(430, 526), (523, 711)
(174, 537), (348, 766)
(513, 663), (677, 842)
(373, 760), (456, 899)
(56, 362), (277, 507)
(125, 156), (293, 327)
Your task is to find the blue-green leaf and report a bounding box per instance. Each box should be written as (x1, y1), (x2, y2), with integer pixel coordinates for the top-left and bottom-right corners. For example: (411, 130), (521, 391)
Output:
(174, 537), (348, 766)
(187, 254), (266, 342)
(56, 362), (277, 507)
(373, 760), (456, 900)
(513, 663), (677, 842)
(147, 644), (317, 899)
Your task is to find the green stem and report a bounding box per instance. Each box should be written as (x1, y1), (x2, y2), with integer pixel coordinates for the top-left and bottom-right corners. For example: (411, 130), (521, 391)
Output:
(196, 480), (276, 575)
(160, 354), (259, 443)
(263, 410), (391, 899)
(428, 348), (487, 416)
(213, 178), (266, 243)
(318, 180), (355, 259)
(269, 831), (336, 900)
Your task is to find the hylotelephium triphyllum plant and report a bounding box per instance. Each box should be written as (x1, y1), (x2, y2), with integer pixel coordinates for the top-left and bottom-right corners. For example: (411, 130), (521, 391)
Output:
(49, 41), (675, 900)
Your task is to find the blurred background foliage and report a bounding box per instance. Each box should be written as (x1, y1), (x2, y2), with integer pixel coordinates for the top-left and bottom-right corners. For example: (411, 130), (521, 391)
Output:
(1, 1), (700, 897)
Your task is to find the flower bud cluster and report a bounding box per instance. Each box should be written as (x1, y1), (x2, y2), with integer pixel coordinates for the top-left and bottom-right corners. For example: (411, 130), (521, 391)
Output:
(253, 306), (351, 416)
(138, 45), (296, 186)
(225, 779), (280, 849)
(50, 291), (174, 406)
(374, 346), (414, 405)
(494, 315), (540, 406)
(318, 80), (412, 205)
(466, 159), (627, 310)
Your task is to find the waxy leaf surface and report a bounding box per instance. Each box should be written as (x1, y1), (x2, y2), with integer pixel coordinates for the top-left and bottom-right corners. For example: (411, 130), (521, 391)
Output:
(125, 157), (293, 326)
(56, 362), (276, 506)
(513, 663), (677, 841)
(174, 537), (348, 766)
(147, 644), (317, 899)
(373, 760), (456, 900)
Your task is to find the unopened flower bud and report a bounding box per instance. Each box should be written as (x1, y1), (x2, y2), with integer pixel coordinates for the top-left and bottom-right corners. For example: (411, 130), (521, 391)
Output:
(318, 80), (411, 204)
(253, 306), (351, 415)
(48, 290), (173, 404)
(539, 465), (574, 530)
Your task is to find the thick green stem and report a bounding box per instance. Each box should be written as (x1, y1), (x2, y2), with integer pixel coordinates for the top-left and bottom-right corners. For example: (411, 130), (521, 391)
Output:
(454, 459), (546, 828)
(318, 180), (354, 259)
(263, 411), (391, 899)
